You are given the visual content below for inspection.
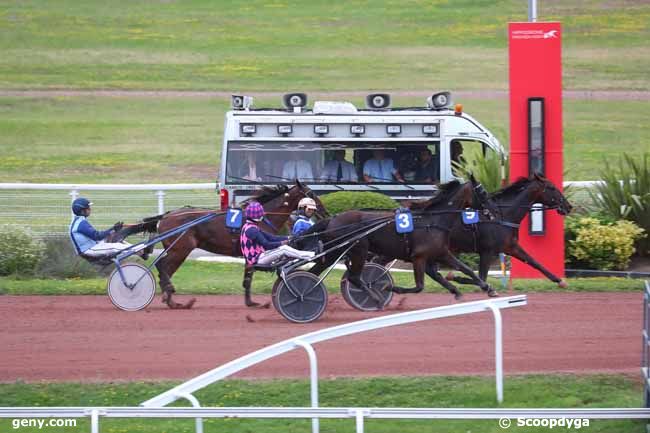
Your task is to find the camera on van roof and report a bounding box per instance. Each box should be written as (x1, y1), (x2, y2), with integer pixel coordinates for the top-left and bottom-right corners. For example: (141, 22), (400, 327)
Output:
(427, 92), (453, 109)
(282, 93), (308, 111)
(231, 94), (254, 110)
(365, 93), (391, 110)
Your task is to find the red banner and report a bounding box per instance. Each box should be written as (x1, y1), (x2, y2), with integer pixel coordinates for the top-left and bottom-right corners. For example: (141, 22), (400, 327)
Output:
(509, 22), (564, 278)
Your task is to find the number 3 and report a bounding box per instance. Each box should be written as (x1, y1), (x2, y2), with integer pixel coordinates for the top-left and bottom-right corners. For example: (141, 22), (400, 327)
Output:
(398, 213), (410, 228)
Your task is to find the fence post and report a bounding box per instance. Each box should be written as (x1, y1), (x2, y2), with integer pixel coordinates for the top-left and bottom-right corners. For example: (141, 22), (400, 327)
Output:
(90, 409), (99, 433)
(294, 339), (319, 433)
(156, 190), (165, 214)
(176, 393), (203, 433)
(488, 304), (504, 404)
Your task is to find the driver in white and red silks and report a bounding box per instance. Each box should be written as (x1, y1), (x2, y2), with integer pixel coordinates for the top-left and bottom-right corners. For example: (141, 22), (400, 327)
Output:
(240, 201), (314, 266)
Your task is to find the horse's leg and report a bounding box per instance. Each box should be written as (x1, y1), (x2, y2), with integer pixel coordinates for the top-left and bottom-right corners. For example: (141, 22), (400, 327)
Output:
(392, 257), (426, 294)
(423, 260), (463, 300)
(242, 266), (270, 308)
(442, 252), (497, 297)
(506, 243), (567, 288)
(155, 239), (197, 309)
(446, 253), (496, 286)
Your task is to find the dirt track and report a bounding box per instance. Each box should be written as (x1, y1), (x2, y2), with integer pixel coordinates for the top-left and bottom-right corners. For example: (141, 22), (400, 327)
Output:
(0, 292), (642, 383)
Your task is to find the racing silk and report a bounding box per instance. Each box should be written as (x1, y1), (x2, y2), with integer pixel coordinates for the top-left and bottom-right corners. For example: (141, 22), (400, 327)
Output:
(240, 221), (287, 265)
(292, 215), (314, 236)
(69, 216), (112, 254)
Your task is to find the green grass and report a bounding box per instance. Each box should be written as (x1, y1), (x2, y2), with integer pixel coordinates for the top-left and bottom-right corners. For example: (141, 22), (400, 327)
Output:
(1, 1), (648, 91)
(0, 375), (644, 432)
(1, 96), (649, 184)
(0, 260), (644, 296)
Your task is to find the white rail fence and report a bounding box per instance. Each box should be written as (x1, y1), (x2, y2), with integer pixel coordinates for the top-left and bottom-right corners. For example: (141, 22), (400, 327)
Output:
(0, 181), (598, 237)
(1, 407), (649, 433)
(2, 295), (650, 432)
(139, 296), (527, 433)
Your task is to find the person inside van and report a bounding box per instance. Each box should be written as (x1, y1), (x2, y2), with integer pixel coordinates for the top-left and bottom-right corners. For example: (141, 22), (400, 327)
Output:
(450, 140), (466, 176)
(321, 149), (357, 182)
(414, 148), (439, 184)
(239, 151), (262, 182)
(363, 149), (404, 183)
(282, 152), (314, 181)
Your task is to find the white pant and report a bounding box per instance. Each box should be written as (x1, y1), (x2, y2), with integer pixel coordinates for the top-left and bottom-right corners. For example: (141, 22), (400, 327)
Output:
(257, 245), (315, 265)
(83, 241), (133, 258)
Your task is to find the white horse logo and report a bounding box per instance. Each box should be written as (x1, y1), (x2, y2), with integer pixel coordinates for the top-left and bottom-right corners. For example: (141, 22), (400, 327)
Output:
(543, 30), (558, 39)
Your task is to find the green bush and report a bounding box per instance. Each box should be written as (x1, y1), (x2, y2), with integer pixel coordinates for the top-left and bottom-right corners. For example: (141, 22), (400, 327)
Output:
(36, 236), (109, 279)
(567, 217), (645, 270)
(453, 151), (509, 193)
(321, 191), (398, 215)
(0, 225), (43, 276)
(590, 152), (650, 255)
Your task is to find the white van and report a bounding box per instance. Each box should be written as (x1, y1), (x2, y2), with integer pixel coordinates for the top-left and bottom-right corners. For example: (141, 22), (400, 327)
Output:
(218, 92), (505, 208)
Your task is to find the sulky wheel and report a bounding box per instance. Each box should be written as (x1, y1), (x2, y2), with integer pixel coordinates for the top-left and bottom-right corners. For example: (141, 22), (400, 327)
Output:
(341, 262), (394, 311)
(107, 263), (156, 311)
(272, 271), (328, 323)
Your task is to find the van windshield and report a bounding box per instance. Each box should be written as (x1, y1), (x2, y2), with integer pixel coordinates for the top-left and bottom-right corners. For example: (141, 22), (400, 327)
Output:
(225, 141), (441, 185)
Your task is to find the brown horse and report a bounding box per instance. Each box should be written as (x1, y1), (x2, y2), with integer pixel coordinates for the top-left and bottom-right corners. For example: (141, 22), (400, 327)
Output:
(298, 180), (497, 301)
(446, 174), (572, 287)
(122, 181), (326, 309)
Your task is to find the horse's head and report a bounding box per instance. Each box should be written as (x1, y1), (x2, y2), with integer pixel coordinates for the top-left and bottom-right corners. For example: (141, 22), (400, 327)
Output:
(285, 180), (329, 218)
(530, 173), (573, 215)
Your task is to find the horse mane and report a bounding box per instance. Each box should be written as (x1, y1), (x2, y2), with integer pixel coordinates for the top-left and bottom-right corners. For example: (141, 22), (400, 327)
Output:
(301, 218), (330, 236)
(490, 176), (532, 200)
(246, 184), (290, 205)
(408, 180), (462, 210)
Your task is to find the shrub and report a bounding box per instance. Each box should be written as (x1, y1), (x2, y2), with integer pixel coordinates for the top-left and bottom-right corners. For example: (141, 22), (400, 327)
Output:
(567, 217), (645, 270)
(321, 191), (398, 215)
(453, 150), (509, 193)
(36, 236), (109, 279)
(0, 225), (43, 276)
(590, 152), (650, 255)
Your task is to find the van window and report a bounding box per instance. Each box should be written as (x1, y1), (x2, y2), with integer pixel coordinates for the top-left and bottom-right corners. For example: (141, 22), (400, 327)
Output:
(225, 141), (440, 185)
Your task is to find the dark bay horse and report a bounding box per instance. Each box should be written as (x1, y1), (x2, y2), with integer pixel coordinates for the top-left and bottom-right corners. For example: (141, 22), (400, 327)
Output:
(297, 180), (496, 301)
(121, 181), (326, 309)
(446, 174), (572, 287)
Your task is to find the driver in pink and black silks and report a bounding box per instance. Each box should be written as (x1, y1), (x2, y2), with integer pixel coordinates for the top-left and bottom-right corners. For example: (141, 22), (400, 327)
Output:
(239, 201), (314, 266)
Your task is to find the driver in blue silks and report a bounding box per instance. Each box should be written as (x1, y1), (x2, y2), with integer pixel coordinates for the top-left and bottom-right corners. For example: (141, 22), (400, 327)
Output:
(69, 197), (129, 258)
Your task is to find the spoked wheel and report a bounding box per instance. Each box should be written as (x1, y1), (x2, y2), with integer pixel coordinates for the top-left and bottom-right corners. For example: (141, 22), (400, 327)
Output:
(341, 262), (394, 311)
(107, 263), (156, 311)
(272, 271), (328, 323)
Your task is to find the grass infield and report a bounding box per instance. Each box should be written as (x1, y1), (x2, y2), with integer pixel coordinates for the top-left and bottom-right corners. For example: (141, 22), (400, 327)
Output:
(0, 375), (644, 432)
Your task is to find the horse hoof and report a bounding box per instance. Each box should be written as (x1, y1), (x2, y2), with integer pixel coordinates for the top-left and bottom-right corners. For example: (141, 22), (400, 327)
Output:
(445, 272), (455, 281)
(558, 280), (569, 289)
(454, 293), (463, 301)
(488, 289), (499, 298)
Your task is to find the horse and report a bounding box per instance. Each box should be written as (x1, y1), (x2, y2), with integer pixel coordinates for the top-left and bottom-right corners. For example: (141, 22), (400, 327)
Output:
(445, 173), (572, 287)
(119, 180), (326, 309)
(295, 179), (497, 302)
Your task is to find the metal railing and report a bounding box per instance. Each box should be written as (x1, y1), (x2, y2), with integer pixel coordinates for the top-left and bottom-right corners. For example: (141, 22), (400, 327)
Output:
(141, 296), (527, 433)
(0, 181), (597, 237)
(2, 407), (650, 433)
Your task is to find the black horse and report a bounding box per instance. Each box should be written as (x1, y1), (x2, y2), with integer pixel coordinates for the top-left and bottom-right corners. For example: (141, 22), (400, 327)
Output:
(295, 180), (497, 301)
(446, 173), (572, 287)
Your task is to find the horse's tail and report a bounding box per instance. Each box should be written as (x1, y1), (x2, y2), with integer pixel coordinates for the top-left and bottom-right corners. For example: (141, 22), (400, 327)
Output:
(127, 214), (164, 236)
(109, 214), (164, 242)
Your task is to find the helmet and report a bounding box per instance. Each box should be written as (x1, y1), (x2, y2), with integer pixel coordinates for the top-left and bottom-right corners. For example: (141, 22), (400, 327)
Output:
(245, 201), (265, 221)
(298, 197), (317, 211)
(72, 197), (92, 216)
